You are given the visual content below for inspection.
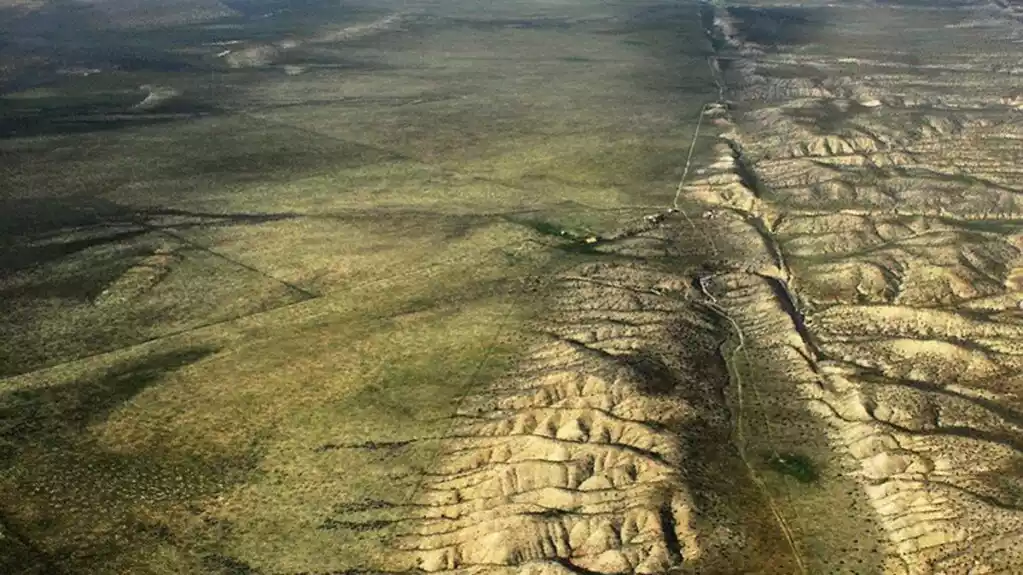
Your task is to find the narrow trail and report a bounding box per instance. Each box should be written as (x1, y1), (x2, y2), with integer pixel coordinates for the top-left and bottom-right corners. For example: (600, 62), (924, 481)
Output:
(672, 103), (711, 213)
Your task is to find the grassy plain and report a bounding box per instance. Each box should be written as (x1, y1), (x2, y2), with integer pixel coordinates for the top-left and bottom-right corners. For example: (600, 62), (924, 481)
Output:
(1, 0), (718, 572)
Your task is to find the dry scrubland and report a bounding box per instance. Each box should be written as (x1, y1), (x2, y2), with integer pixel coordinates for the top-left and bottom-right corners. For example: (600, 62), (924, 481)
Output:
(3, 0), (1023, 573)
(1, 1), (718, 573)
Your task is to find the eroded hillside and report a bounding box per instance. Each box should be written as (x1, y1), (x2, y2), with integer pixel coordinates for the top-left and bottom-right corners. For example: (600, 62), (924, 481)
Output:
(392, 0), (1023, 573)
(689, 0), (1023, 572)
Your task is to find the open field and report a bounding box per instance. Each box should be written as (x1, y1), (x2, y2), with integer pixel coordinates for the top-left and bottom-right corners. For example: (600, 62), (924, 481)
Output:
(3, 0), (1023, 573)
(2, 1), (725, 573)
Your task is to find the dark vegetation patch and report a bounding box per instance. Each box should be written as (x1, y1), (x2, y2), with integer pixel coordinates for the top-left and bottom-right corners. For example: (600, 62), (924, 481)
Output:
(0, 516), (51, 575)
(0, 198), (317, 377)
(0, 347), (261, 573)
(525, 508), (573, 519)
(318, 518), (394, 532)
(0, 0), (382, 107)
(515, 217), (571, 239)
(0, 198), (133, 247)
(501, 215), (610, 257)
(214, 0), (400, 49)
(273, 47), (393, 71)
(784, 100), (877, 133)
(0, 199), (298, 277)
(1, 6), (211, 95)
(943, 217), (1023, 236)
(623, 351), (677, 396)
(443, 17), (573, 31)
(0, 110), (179, 139)
(724, 6), (826, 48)
(0, 228), (151, 284)
(664, 316), (732, 422)
(0, 347), (215, 455)
(0, 91), (212, 139)
(764, 63), (832, 81)
(617, 2), (719, 98)
(978, 458), (1023, 509)
(874, 0), (976, 6)
(222, 0), (368, 22)
(314, 440), (412, 453)
(108, 53), (202, 74)
(2, 109), (390, 208)
(203, 553), (262, 575)
(765, 452), (820, 483)
(331, 500), (397, 514)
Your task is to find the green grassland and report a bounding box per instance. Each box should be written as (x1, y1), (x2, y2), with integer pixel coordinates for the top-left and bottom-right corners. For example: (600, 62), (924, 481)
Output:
(0, 0), (720, 572)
